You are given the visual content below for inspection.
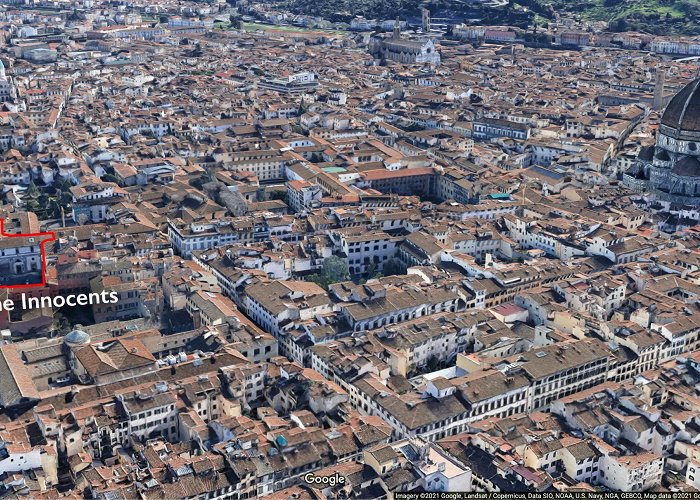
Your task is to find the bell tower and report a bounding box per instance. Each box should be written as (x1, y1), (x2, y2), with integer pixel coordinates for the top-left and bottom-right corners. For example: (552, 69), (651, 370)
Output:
(393, 16), (401, 39)
(421, 8), (431, 32)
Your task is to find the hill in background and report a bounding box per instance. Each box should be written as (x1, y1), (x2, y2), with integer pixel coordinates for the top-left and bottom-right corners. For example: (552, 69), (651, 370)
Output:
(543, 0), (700, 35)
(280, 0), (700, 36)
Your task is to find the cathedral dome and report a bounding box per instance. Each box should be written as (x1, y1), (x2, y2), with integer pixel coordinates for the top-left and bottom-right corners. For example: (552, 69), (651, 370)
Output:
(661, 78), (700, 133)
(671, 156), (700, 177)
(625, 78), (700, 205)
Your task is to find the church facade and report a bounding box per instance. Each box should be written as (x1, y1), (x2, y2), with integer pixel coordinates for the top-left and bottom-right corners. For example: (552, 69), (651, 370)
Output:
(372, 19), (441, 66)
(0, 59), (15, 103)
(624, 78), (700, 206)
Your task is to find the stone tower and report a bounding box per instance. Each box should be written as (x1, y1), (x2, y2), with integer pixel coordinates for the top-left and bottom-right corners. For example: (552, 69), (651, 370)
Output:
(421, 8), (431, 33)
(653, 68), (666, 111)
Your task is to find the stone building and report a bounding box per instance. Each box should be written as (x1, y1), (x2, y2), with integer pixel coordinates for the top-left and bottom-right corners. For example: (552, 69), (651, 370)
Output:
(624, 78), (700, 206)
(0, 60), (14, 103)
(0, 225), (53, 286)
(373, 18), (441, 66)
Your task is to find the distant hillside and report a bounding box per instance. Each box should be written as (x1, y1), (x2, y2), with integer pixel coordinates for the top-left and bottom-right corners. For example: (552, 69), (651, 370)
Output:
(281, 0), (700, 36)
(541, 0), (700, 35)
(280, 0), (421, 22)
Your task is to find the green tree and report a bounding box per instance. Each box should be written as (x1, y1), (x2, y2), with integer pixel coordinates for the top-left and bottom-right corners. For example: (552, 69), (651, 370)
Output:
(54, 178), (73, 192)
(48, 198), (61, 219)
(229, 14), (242, 29)
(189, 43), (203, 57)
(24, 199), (41, 216)
(307, 274), (327, 289)
(37, 193), (50, 215)
(426, 356), (440, 372)
(54, 183), (73, 218)
(383, 257), (407, 276)
(298, 98), (309, 116)
(52, 313), (72, 336)
(321, 255), (349, 283)
(307, 256), (350, 289)
(102, 173), (121, 185)
(365, 261), (382, 279)
(269, 190), (287, 202)
(26, 181), (39, 198)
(611, 18), (628, 32)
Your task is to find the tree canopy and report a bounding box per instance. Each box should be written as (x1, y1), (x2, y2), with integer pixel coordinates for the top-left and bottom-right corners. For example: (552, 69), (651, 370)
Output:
(307, 256), (350, 289)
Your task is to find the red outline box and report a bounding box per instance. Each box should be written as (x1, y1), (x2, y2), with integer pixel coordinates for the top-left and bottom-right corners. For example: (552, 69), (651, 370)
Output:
(0, 218), (56, 289)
